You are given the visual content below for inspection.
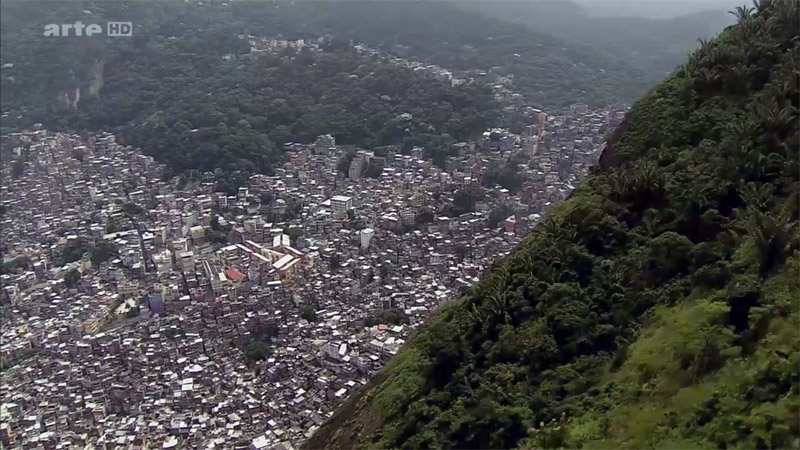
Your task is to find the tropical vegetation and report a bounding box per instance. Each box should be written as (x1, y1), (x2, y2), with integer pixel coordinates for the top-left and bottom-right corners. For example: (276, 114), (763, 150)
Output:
(0, 0), (656, 193)
(305, 2), (800, 448)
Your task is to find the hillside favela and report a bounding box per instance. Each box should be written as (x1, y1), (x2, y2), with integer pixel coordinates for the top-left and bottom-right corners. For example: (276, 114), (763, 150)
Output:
(0, 1), (798, 449)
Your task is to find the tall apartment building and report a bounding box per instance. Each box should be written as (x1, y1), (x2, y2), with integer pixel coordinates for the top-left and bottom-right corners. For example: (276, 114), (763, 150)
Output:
(360, 228), (375, 250)
(348, 155), (365, 180)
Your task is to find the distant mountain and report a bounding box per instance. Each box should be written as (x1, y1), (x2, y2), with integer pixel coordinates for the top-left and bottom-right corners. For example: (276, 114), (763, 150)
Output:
(0, 1), (502, 191)
(306, 1), (800, 448)
(269, 0), (651, 107)
(0, 0), (652, 117)
(574, 0), (741, 19)
(453, 0), (736, 83)
(0, 0), (650, 194)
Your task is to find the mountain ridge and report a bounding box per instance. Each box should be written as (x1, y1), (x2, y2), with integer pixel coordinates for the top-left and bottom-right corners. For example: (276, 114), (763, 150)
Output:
(305, 1), (800, 447)
(451, 0), (736, 84)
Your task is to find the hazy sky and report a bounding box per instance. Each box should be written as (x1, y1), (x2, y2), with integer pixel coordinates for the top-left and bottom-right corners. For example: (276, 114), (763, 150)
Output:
(572, 0), (744, 19)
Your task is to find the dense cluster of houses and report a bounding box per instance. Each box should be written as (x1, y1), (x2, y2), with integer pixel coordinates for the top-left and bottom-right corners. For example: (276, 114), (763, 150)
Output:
(0, 93), (623, 448)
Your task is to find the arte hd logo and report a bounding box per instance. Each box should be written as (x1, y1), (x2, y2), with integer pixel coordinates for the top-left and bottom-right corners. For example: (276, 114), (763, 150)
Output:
(43, 21), (133, 37)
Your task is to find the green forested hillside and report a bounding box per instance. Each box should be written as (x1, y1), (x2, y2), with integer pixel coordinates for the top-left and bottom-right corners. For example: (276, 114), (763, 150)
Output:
(305, 2), (800, 448)
(0, 0), (644, 192)
(0, 1), (499, 192)
(265, 0), (648, 107)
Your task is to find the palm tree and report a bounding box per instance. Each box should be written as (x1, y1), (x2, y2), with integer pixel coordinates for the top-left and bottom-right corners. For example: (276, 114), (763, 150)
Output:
(765, 101), (797, 132)
(480, 267), (512, 325)
(465, 301), (487, 329)
(655, 146), (675, 166)
(726, 115), (761, 149)
(539, 248), (566, 284)
(741, 181), (775, 210)
(697, 38), (712, 53)
(752, 0), (775, 15)
(764, 142), (800, 180)
(693, 68), (721, 94)
(768, 73), (796, 105)
(679, 60), (697, 81)
(704, 48), (724, 69)
(510, 250), (537, 275)
(729, 5), (755, 24)
(541, 215), (569, 240)
(672, 181), (718, 240)
(738, 196), (799, 276)
(633, 161), (666, 195)
(737, 12), (762, 40)
(725, 63), (751, 94)
(640, 209), (661, 237)
(771, 0), (799, 37)
(608, 170), (631, 201)
(762, 100), (796, 150)
(486, 291), (512, 325)
(735, 143), (768, 179)
(684, 49), (702, 76)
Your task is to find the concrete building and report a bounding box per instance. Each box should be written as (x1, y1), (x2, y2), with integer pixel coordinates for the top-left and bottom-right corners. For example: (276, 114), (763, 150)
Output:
(330, 196), (353, 213)
(359, 228), (375, 250)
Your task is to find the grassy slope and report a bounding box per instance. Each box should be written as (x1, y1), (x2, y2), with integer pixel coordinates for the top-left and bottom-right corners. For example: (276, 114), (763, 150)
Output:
(306, 2), (799, 448)
(570, 254), (800, 448)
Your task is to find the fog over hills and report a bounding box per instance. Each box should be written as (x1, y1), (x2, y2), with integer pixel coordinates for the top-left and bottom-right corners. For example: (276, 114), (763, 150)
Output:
(453, 0), (737, 83)
(574, 0), (742, 19)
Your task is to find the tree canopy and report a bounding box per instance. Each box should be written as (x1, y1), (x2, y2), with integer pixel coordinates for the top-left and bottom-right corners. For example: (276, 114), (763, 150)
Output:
(245, 341), (269, 362)
(0, 1), (505, 193)
(0, 0), (654, 192)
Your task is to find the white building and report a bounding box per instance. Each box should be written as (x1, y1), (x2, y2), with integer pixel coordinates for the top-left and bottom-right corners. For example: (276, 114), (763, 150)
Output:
(360, 228), (374, 250)
(348, 156), (365, 181)
(330, 195), (353, 213)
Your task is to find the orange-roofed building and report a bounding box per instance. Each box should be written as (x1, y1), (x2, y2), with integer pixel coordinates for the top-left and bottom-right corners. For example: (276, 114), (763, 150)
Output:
(224, 268), (246, 285)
